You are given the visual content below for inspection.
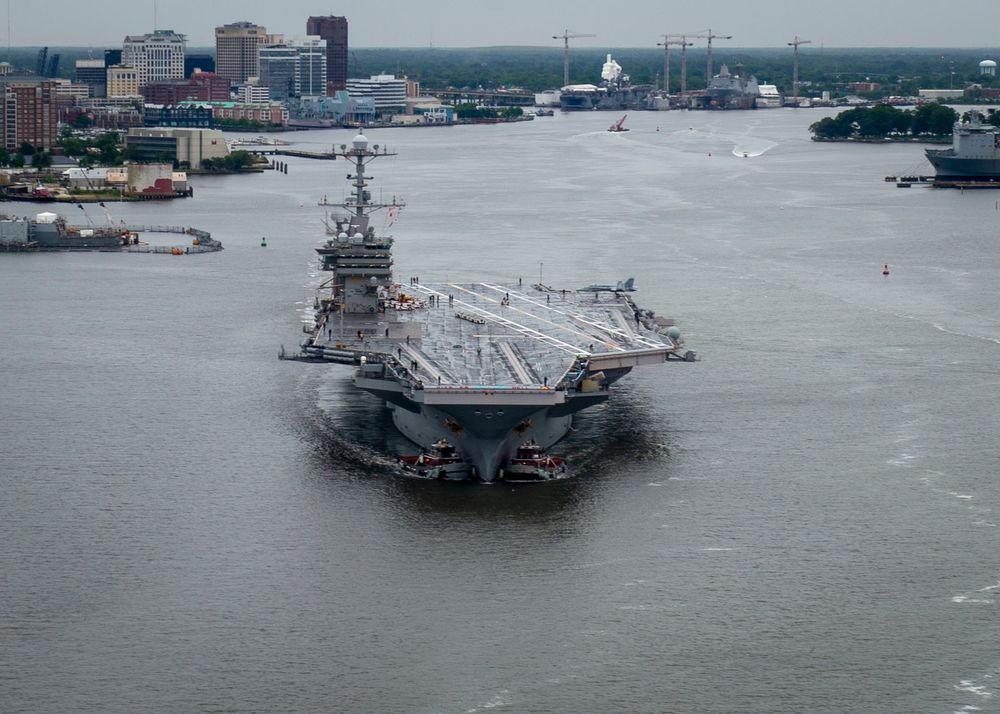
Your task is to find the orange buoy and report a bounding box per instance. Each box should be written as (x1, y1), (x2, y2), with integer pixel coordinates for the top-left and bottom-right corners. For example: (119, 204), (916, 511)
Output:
(882, 264), (890, 276)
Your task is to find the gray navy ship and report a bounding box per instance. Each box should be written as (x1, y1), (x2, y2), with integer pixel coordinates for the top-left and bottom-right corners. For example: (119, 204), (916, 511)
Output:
(925, 117), (1000, 180)
(559, 54), (654, 111)
(282, 133), (695, 482)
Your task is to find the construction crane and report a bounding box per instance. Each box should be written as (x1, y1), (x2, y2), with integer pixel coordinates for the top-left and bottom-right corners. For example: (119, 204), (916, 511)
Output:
(788, 36), (812, 103)
(552, 29), (596, 87)
(701, 29), (732, 86)
(657, 35), (693, 94)
(681, 30), (733, 87)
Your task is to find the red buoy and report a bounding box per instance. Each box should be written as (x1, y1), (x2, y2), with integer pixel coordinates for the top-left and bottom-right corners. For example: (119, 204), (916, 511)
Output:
(882, 264), (890, 276)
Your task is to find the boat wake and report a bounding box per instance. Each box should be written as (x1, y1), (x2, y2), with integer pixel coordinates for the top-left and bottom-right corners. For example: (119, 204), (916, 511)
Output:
(731, 139), (778, 158)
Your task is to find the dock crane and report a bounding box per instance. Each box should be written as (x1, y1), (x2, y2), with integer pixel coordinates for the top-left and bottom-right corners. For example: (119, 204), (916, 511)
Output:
(682, 29), (733, 87)
(657, 35), (693, 94)
(788, 36), (812, 104)
(552, 29), (596, 87)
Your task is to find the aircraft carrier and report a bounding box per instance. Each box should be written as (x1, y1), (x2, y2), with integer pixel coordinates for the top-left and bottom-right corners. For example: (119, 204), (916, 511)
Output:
(282, 132), (695, 482)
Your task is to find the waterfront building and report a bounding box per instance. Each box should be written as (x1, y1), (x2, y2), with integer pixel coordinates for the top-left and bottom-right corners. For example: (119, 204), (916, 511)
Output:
(258, 38), (327, 100)
(61, 105), (143, 130)
(285, 91), (374, 126)
(75, 58), (107, 97)
(107, 66), (140, 98)
(215, 22), (281, 85)
(918, 88), (965, 99)
(178, 100), (288, 127)
(126, 127), (228, 168)
(143, 104), (214, 128)
(305, 15), (348, 93)
(0, 78), (58, 151)
(393, 103), (453, 125)
(346, 74), (407, 115)
(236, 82), (270, 104)
(141, 72), (230, 105)
(122, 31), (186, 87)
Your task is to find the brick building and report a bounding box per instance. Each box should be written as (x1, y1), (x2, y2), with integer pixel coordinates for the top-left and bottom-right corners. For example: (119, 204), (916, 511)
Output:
(306, 15), (348, 93)
(141, 72), (231, 105)
(0, 79), (58, 151)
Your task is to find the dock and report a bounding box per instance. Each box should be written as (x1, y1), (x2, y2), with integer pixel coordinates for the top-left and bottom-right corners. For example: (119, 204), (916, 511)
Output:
(885, 175), (1000, 189)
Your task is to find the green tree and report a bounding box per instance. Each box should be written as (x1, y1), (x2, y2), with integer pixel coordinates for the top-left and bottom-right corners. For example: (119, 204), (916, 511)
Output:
(810, 116), (851, 139)
(19, 142), (35, 156)
(912, 103), (958, 135)
(32, 151), (52, 169)
(11, 153), (25, 167)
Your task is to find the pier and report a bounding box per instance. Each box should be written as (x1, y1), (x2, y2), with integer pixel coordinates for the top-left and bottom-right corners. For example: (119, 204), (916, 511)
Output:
(885, 175), (1000, 189)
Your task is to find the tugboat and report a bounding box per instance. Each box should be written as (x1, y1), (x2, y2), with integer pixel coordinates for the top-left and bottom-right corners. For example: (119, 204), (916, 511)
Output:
(608, 114), (629, 132)
(500, 440), (567, 482)
(399, 438), (475, 480)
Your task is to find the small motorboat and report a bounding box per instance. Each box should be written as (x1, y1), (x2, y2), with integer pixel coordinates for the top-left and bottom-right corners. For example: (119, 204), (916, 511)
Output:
(500, 440), (567, 482)
(399, 438), (474, 480)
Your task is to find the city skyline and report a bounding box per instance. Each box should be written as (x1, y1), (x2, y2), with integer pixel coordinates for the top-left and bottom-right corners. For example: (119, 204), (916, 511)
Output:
(6, 0), (1000, 50)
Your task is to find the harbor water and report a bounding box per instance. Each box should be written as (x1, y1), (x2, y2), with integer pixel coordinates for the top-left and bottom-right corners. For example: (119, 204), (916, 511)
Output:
(2, 110), (999, 713)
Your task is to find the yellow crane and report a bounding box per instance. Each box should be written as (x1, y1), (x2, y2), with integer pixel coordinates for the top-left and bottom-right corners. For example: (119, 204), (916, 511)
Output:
(552, 29), (596, 86)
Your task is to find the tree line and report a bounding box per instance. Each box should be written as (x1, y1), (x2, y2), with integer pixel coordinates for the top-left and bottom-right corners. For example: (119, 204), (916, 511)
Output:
(809, 103), (958, 140)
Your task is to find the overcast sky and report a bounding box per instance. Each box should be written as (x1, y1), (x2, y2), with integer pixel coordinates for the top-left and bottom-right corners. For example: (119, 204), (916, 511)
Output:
(7, 0), (1000, 49)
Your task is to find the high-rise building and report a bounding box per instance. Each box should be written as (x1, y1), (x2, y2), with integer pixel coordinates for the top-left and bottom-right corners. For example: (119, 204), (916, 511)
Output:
(305, 15), (348, 94)
(258, 45), (297, 101)
(259, 38), (327, 101)
(295, 38), (327, 97)
(75, 58), (107, 98)
(122, 31), (186, 87)
(215, 21), (279, 85)
(0, 79), (58, 151)
(107, 66), (140, 97)
(346, 74), (407, 115)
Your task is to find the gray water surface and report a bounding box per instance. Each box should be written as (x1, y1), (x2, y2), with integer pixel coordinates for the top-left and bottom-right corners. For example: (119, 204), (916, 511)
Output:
(2, 110), (998, 713)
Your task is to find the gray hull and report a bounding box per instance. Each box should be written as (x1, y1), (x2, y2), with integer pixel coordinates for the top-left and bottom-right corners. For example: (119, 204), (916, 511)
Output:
(356, 374), (609, 481)
(389, 403), (574, 482)
(926, 151), (1000, 179)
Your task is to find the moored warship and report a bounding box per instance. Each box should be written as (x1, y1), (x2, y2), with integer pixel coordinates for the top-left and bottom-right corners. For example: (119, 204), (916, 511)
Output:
(925, 117), (1000, 180)
(559, 54), (654, 111)
(282, 133), (695, 482)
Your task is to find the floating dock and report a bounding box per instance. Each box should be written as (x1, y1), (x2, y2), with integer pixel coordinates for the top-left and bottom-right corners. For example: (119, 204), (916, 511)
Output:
(885, 175), (1000, 189)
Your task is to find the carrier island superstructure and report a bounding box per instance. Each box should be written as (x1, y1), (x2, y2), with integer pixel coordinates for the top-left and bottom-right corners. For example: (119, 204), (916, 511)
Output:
(283, 132), (696, 482)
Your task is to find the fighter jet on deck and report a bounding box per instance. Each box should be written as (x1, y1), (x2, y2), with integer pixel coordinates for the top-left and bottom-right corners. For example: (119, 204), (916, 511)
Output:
(578, 277), (637, 293)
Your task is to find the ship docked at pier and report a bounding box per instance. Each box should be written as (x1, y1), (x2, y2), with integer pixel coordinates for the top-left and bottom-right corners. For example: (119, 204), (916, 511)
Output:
(925, 117), (1000, 180)
(282, 133), (695, 482)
